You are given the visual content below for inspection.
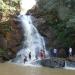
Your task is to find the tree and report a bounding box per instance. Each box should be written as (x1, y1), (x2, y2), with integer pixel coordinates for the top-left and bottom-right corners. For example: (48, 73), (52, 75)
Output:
(0, 0), (20, 21)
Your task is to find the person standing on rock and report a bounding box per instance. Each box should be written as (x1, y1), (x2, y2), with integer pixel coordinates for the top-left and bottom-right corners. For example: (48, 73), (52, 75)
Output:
(53, 48), (57, 57)
(69, 47), (72, 57)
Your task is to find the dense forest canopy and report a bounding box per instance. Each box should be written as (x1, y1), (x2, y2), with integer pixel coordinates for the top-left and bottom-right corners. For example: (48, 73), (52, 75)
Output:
(37, 0), (75, 48)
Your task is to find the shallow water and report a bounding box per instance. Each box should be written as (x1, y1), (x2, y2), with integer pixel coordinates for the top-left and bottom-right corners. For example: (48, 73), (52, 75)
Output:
(0, 63), (75, 75)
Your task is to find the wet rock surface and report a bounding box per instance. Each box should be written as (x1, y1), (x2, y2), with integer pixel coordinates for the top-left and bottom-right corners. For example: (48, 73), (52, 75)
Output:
(41, 58), (65, 68)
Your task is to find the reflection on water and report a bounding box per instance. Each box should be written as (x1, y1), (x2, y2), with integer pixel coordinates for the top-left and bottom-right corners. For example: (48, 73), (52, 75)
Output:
(0, 63), (75, 75)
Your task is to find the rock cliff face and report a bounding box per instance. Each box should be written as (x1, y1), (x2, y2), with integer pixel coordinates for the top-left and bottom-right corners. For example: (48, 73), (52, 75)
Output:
(0, 19), (23, 62)
(28, 5), (57, 48)
(0, 0), (75, 62)
(6, 20), (23, 53)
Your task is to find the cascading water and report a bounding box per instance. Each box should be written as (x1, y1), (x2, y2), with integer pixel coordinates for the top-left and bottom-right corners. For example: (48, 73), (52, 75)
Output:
(12, 0), (47, 64)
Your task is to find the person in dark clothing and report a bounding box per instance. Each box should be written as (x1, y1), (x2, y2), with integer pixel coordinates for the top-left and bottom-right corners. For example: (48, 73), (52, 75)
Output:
(29, 52), (31, 60)
(24, 56), (27, 63)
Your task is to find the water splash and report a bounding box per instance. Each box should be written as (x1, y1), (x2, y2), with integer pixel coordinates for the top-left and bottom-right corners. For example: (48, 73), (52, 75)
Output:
(64, 61), (75, 70)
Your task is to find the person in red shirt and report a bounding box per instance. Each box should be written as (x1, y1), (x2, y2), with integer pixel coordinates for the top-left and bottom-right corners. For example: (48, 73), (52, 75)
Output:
(40, 50), (45, 60)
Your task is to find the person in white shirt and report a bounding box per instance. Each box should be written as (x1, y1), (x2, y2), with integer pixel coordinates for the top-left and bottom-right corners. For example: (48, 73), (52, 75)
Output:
(69, 47), (72, 56)
(53, 48), (57, 57)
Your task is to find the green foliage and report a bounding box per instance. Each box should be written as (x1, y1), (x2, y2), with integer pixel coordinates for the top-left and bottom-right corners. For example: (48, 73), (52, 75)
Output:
(0, 48), (6, 55)
(0, 0), (20, 19)
(0, 21), (11, 32)
(47, 16), (75, 48)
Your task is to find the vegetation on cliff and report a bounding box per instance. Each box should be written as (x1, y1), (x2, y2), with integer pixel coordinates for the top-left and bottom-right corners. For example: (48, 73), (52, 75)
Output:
(0, 0), (20, 62)
(36, 0), (75, 49)
(0, 0), (75, 61)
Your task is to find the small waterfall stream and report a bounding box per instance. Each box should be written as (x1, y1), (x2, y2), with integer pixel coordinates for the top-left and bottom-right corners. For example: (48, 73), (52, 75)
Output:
(15, 15), (46, 63)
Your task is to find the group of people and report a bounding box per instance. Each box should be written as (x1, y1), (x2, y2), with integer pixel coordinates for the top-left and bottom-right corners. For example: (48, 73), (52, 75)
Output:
(52, 48), (73, 57)
(23, 47), (73, 63)
(23, 49), (46, 63)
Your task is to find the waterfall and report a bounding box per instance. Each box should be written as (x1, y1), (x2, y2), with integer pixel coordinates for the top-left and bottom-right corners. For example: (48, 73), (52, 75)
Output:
(12, 0), (47, 64)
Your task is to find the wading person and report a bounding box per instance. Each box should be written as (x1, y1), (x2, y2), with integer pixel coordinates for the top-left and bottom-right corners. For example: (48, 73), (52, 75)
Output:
(40, 50), (45, 60)
(29, 52), (31, 60)
(24, 56), (27, 63)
